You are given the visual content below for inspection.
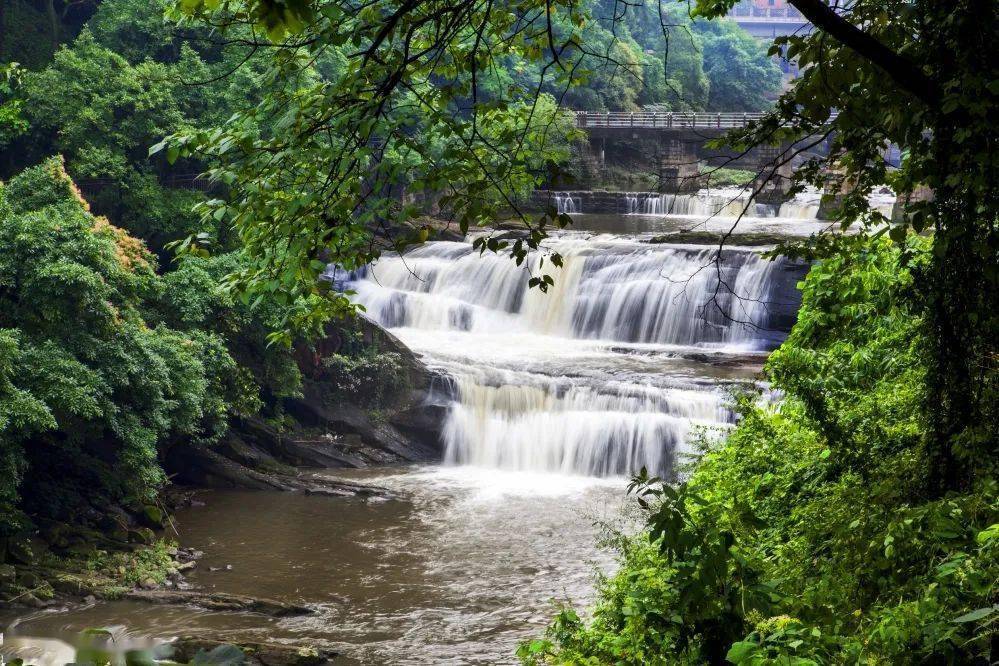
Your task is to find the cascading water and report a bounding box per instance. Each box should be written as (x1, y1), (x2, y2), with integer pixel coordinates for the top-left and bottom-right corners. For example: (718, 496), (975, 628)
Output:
(626, 189), (775, 217)
(347, 232), (801, 478)
(553, 192), (580, 214)
(613, 187), (898, 221)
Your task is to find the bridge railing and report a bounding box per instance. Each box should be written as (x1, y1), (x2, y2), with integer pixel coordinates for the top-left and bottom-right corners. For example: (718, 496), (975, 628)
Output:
(575, 111), (768, 130)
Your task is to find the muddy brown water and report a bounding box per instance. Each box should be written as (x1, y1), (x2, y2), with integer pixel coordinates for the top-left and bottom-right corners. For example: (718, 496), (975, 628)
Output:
(3, 467), (633, 665)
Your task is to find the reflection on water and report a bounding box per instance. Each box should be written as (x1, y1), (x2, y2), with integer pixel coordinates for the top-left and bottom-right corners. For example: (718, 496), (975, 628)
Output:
(4, 467), (632, 665)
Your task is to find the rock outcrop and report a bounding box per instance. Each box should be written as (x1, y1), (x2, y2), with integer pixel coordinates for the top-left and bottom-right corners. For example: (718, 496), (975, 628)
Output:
(165, 315), (445, 492)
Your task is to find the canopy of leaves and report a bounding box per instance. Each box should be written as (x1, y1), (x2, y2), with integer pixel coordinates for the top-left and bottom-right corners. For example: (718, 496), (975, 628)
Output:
(0, 158), (241, 534)
(0, 0), (279, 261)
(691, 0), (998, 493)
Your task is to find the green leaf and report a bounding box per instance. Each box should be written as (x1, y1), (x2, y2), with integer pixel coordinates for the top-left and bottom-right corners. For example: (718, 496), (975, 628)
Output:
(726, 641), (760, 663)
(953, 606), (998, 623)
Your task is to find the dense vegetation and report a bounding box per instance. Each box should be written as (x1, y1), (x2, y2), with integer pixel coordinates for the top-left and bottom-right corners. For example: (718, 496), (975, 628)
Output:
(0, 157), (302, 541)
(521, 237), (998, 663)
(1, 2), (994, 664)
(554, 0), (780, 112)
(516, 0), (998, 660)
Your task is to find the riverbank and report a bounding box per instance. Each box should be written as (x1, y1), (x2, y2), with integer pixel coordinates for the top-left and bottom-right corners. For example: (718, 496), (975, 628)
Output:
(0, 310), (444, 618)
(3, 468), (631, 665)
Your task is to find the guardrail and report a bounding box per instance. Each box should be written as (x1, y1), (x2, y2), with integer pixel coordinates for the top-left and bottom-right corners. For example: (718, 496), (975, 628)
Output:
(575, 111), (768, 130)
(576, 111), (840, 130)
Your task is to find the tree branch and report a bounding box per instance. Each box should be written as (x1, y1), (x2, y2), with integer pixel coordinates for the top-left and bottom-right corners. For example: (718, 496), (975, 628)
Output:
(789, 0), (939, 106)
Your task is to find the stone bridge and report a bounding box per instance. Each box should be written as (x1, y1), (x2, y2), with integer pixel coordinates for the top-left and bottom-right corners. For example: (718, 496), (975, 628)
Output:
(573, 111), (839, 197)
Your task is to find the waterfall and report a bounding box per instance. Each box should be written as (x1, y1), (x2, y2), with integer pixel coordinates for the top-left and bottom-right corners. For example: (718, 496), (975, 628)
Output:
(777, 191), (821, 219)
(442, 374), (729, 477)
(351, 237), (790, 348)
(346, 232), (800, 479)
(626, 189), (776, 217)
(608, 187), (898, 221)
(553, 192), (580, 214)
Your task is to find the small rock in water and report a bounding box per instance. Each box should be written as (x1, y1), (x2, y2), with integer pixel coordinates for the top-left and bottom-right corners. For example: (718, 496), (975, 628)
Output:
(225, 564), (233, 571)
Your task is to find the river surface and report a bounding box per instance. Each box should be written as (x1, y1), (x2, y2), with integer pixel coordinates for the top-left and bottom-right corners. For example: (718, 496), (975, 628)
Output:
(3, 199), (826, 664)
(4, 468), (630, 665)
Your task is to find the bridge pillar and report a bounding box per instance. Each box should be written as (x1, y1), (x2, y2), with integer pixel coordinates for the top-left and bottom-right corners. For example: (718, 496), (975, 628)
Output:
(816, 163), (853, 220)
(657, 138), (700, 193)
(752, 144), (793, 203)
(568, 138), (604, 187)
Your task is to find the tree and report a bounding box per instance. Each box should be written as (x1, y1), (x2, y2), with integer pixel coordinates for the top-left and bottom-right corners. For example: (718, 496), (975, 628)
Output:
(694, 17), (780, 111)
(691, 0), (998, 493)
(157, 0), (583, 340)
(162, 0), (994, 478)
(0, 157), (238, 532)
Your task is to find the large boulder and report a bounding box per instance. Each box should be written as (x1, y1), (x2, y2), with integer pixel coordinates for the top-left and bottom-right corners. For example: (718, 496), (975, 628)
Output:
(166, 314), (445, 491)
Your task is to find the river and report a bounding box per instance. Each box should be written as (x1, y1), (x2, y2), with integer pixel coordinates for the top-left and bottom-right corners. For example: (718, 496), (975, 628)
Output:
(3, 194), (829, 664)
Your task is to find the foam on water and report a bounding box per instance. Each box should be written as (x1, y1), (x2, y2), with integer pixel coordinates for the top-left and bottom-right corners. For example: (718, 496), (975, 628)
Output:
(347, 232), (792, 478)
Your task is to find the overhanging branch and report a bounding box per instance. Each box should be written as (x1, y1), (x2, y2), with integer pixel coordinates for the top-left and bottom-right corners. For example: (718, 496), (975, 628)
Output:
(789, 0), (939, 107)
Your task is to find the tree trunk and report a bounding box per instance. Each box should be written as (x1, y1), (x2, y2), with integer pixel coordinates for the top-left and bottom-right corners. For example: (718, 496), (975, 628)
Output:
(46, 0), (59, 55)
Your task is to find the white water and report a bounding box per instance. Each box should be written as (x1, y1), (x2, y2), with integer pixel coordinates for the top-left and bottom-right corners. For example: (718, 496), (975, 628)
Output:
(596, 186), (897, 220)
(626, 189), (774, 218)
(554, 192), (580, 214)
(347, 231), (797, 478)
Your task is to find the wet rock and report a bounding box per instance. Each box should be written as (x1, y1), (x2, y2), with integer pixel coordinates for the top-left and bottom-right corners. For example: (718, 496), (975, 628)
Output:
(21, 593), (47, 608)
(140, 577), (159, 590)
(124, 590), (315, 617)
(645, 231), (789, 246)
(163, 314), (443, 496)
(172, 637), (337, 666)
(64, 540), (98, 557)
(177, 548), (203, 562)
(679, 351), (769, 369)
(15, 569), (45, 588)
(303, 487), (354, 498)
(49, 573), (96, 596)
(97, 505), (132, 531)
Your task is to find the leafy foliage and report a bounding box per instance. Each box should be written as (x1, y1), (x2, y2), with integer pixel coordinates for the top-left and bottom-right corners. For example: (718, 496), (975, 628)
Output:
(693, 0), (998, 494)
(156, 0), (778, 340)
(0, 158), (239, 534)
(523, 238), (999, 664)
(3, 0), (272, 260)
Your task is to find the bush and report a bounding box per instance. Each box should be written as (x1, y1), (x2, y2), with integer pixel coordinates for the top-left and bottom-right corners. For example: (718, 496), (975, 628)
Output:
(526, 236), (999, 664)
(321, 349), (407, 407)
(0, 158), (239, 534)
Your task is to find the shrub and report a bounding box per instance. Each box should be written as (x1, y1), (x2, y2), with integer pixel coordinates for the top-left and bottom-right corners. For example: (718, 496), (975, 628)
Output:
(526, 236), (999, 664)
